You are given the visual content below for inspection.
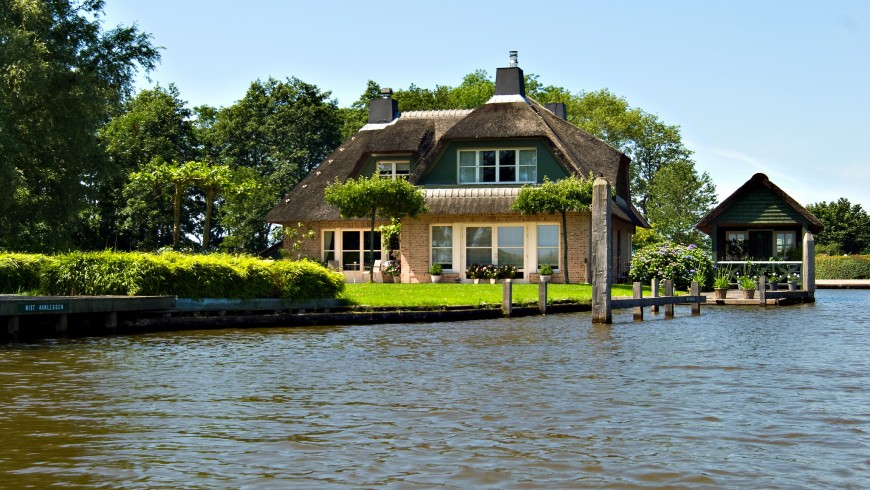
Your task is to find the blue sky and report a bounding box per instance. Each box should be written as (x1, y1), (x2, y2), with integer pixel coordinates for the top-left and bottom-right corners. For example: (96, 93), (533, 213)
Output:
(102, 0), (870, 210)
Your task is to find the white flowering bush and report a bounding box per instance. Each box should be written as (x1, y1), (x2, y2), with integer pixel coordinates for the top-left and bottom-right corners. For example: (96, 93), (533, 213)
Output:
(629, 242), (713, 290)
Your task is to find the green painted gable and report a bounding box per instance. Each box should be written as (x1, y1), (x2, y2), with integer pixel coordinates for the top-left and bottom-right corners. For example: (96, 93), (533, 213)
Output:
(713, 184), (809, 226)
(419, 139), (568, 186)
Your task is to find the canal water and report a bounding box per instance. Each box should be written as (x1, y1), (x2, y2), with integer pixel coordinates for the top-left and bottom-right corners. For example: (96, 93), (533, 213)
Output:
(1, 290), (868, 489)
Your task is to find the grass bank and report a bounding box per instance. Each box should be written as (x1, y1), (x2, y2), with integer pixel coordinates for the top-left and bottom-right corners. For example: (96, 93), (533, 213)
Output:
(340, 283), (639, 308)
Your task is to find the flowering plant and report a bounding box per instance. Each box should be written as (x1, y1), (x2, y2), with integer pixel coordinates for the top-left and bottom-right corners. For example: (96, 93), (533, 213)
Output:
(382, 260), (400, 276)
(788, 272), (800, 283)
(736, 272), (757, 290)
(466, 264), (485, 279)
(482, 264), (499, 279)
(629, 242), (712, 290)
(498, 264), (518, 279)
(713, 266), (731, 289)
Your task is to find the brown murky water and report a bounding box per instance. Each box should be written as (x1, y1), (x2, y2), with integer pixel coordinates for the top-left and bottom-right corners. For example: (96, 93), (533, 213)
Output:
(1, 289), (868, 488)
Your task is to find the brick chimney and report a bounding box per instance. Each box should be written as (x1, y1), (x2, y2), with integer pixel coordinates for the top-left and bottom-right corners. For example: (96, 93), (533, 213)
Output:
(368, 87), (399, 124)
(494, 51), (525, 96)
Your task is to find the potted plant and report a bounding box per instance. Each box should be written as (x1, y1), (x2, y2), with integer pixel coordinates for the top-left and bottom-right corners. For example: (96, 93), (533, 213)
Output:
(712, 267), (730, 299)
(429, 264), (443, 283)
(498, 264), (517, 282)
(483, 264), (499, 284)
(382, 260), (400, 283)
(538, 264), (553, 283)
(737, 273), (757, 299)
(788, 272), (800, 291)
(466, 264), (483, 284)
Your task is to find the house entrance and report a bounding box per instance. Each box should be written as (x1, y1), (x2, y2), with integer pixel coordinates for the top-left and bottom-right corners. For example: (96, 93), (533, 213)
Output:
(748, 230), (773, 258)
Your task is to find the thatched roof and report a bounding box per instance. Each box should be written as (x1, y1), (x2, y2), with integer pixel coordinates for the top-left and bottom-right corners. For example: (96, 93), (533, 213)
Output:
(696, 173), (823, 234)
(267, 98), (644, 226)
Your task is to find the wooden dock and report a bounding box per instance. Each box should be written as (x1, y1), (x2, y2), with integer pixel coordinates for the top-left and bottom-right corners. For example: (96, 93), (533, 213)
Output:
(702, 288), (814, 306)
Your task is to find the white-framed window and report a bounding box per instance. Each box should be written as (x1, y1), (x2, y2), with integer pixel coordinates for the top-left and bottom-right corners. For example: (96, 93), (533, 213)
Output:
(458, 148), (536, 184)
(323, 229), (382, 271)
(430, 222), (560, 278)
(536, 224), (559, 270)
(775, 231), (796, 257)
(431, 225), (453, 270)
(377, 161), (410, 179)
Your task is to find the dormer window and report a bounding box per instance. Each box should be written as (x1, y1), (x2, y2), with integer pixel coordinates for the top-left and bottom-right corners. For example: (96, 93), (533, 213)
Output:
(378, 161), (410, 180)
(458, 149), (536, 184)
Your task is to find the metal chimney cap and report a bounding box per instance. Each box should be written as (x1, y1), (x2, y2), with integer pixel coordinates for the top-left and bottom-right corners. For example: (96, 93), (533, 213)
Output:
(509, 51), (518, 67)
(380, 87), (393, 99)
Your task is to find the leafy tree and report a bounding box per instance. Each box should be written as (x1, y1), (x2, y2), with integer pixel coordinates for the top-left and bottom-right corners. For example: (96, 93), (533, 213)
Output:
(807, 198), (870, 255)
(218, 167), (277, 252)
(186, 161), (233, 250)
(511, 175), (594, 283)
(0, 0), (159, 251)
(645, 160), (717, 246)
(97, 85), (196, 249)
(123, 159), (199, 248)
(338, 80), (381, 140)
(324, 177), (428, 282)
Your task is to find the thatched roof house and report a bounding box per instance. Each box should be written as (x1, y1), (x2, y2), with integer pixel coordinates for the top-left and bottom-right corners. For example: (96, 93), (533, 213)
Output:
(267, 53), (647, 283)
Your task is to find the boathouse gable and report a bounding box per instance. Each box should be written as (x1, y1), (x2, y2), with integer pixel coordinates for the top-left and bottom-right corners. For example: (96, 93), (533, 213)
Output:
(696, 173), (823, 261)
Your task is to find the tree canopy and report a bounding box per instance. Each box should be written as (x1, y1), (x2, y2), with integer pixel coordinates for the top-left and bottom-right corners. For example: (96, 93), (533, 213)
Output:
(0, 0), (159, 251)
(511, 176), (594, 283)
(807, 198), (870, 255)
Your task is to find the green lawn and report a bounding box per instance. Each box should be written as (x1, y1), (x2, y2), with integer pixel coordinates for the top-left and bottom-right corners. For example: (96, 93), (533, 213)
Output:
(340, 282), (641, 308)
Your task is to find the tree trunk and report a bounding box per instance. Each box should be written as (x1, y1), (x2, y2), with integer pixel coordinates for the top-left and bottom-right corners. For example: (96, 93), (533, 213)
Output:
(173, 183), (182, 248)
(561, 210), (570, 284)
(203, 189), (214, 250)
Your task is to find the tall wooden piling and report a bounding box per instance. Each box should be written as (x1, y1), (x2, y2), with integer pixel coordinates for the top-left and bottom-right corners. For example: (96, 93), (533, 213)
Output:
(803, 232), (815, 293)
(690, 281), (701, 315)
(758, 275), (767, 306)
(591, 177), (612, 324)
(664, 280), (674, 318)
(651, 278), (660, 313)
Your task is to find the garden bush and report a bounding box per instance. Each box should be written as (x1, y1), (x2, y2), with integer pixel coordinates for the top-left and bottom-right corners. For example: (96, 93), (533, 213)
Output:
(629, 242), (713, 290)
(0, 253), (52, 294)
(0, 251), (344, 300)
(816, 255), (870, 280)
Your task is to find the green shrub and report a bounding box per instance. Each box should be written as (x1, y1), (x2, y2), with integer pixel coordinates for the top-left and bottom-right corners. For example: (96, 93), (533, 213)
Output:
(0, 253), (53, 294)
(629, 242), (713, 290)
(271, 259), (345, 301)
(816, 255), (870, 279)
(5, 251), (344, 300)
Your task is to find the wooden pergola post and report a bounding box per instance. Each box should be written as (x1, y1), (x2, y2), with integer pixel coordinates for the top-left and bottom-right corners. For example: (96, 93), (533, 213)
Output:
(591, 177), (612, 324)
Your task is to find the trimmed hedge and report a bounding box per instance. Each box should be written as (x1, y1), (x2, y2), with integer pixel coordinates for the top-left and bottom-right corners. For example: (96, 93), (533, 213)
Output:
(816, 255), (870, 280)
(0, 251), (344, 300)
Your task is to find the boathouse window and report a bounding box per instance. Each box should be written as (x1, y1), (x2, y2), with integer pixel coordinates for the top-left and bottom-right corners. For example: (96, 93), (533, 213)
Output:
(431, 225), (453, 270)
(377, 161), (410, 179)
(537, 225), (559, 270)
(775, 231), (796, 257)
(458, 148), (536, 184)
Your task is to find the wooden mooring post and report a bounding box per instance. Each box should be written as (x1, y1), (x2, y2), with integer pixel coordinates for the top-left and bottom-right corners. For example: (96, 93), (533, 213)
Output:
(502, 280), (513, 318)
(651, 278), (660, 313)
(539, 281), (548, 315)
(664, 280), (674, 318)
(591, 177), (612, 324)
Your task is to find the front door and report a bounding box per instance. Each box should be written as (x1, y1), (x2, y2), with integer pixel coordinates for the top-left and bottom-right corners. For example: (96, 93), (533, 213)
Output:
(748, 230), (773, 259)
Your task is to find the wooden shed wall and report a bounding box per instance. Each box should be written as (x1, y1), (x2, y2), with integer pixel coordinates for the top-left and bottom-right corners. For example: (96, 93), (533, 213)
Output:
(713, 185), (808, 226)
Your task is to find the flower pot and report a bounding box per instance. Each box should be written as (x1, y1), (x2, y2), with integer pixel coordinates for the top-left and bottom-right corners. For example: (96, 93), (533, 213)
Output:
(742, 288), (756, 299)
(770, 282), (779, 291)
(473, 278), (480, 285)
(431, 275), (441, 283)
(490, 278), (497, 284)
(383, 275), (394, 283)
(714, 288), (728, 299)
(540, 275), (552, 284)
(788, 281), (798, 291)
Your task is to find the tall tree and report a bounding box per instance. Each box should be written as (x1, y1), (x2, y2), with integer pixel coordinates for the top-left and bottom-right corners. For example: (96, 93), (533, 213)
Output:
(96, 84), (195, 249)
(511, 176), (594, 283)
(645, 160), (717, 246)
(324, 177), (428, 282)
(0, 0), (159, 251)
(215, 77), (342, 249)
(807, 198), (870, 255)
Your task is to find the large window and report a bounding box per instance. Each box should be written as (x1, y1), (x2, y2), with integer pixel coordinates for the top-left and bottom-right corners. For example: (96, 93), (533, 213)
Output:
(458, 149), (536, 184)
(465, 226), (493, 266)
(378, 161), (410, 179)
(498, 226), (524, 270)
(775, 231), (796, 257)
(323, 230), (382, 271)
(431, 225), (453, 270)
(537, 225), (559, 269)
